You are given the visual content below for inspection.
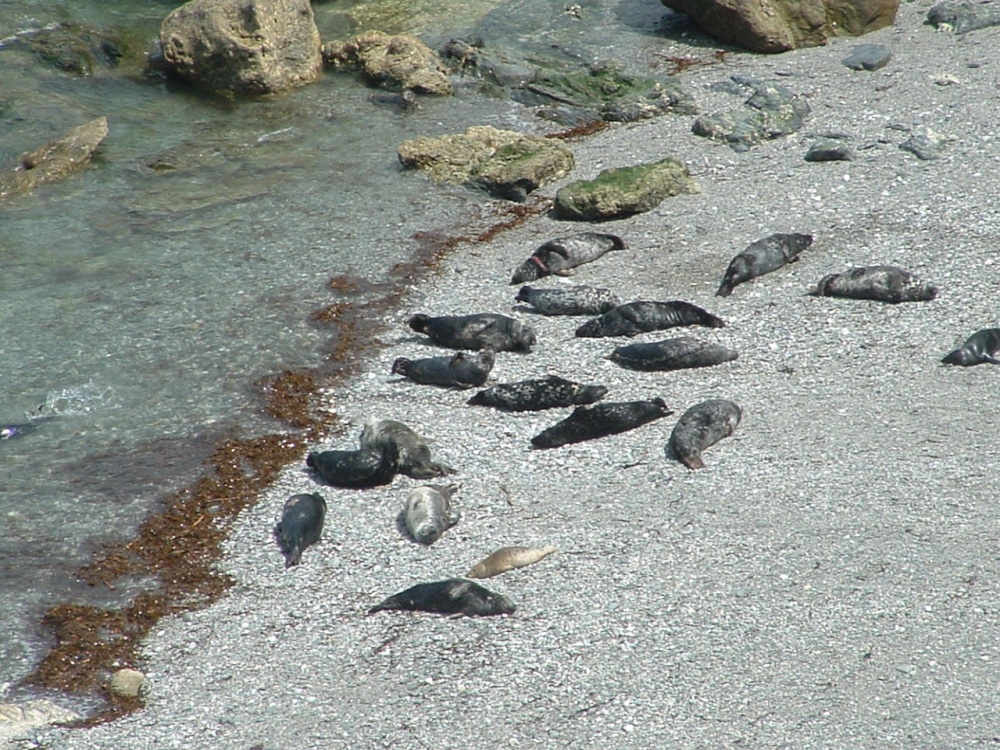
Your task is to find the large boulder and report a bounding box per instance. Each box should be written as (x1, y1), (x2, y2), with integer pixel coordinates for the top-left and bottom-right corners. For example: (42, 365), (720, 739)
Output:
(159, 0), (322, 96)
(323, 31), (453, 95)
(660, 0), (899, 53)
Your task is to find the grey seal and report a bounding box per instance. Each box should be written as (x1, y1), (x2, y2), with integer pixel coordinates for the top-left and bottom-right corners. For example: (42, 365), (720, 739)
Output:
(667, 399), (742, 469)
(274, 492), (327, 568)
(306, 438), (399, 488)
(515, 284), (621, 316)
(368, 579), (516, 617)
(531, 398), (673, 449)
(716, 233), (814, 297)
(403, 483), (461, 545)
(408, 313), (536, 353)
(510, 232), (626, 284)
(1, 422), (40, 440)
(814, 265), (938, 303)
(609, 336), (738, 372)
(359, 419), (454, 479)
(466, 546), (558, 579)
(575, 301), (725, 338)
(391, 349), (495, 389)
(941, 328), (1000, 366)
(467, 375), (607, 412)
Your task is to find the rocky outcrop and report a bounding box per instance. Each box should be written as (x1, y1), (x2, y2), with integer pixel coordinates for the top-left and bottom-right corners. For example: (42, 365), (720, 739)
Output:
(660, 0), (899, 53)
(552, 158), (698, 222)
(692, 78), (810, 151)
(159, 0), (322, 97)
(324, 31), (453, 95)
(0, 117), (109, 202)
(398, 126), (574, 201)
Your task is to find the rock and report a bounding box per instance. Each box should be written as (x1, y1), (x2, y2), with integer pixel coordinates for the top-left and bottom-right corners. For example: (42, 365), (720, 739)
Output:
(108, 667), (146, 698)
(323, 31), (452, 95)
(927, 1), (1000, 33)
(553, 157), (698, 222)
(159, 0), (322, 97)
(0, 699), (81, 742)
(692, 78), (810, 151)
(660, 0), (899, 53)
(10, 23), (146, 76)
(899, 131), (945, 161)
(842, 43), (892, 70)
(805, 138), (853, 161)
(397, 125), (575, 201)
(0, 117), (110, 202)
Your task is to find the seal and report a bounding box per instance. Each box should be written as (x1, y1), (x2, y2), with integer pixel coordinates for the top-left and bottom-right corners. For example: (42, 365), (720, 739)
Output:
(716, 233), (814, 297)
(467, 375), (608, 412)
(667, 399), (742, 470)
(515, 284), (622, 316)
(306, 438), (399, 488)
(274, 492), (327, 568)
(814, 265), (939, 303)
(359, 419), (454, 479)
(408, 313), (536, 353)
(531, 398), (673, 449)
(403, 483), (461, 545)
(575, 301), (725, 338)
(941, 328), (1000, 366)
(1, 422), (39, 440)
(609, 336), (738, 372)
(368, 579), (516, 617)
(510, 232), (626, 285)
(391, 349), (495, 389)
(466, 545), (558, 579)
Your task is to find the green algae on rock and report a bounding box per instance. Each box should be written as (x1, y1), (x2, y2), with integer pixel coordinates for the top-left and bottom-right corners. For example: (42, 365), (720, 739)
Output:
(553, 158), (697, 221)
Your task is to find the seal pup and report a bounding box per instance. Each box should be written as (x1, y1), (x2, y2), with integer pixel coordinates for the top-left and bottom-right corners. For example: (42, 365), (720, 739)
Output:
(716, 233), (814, 297)
(516, 284), (621, 316)
(609, 337), (738, 372)
(467, 375), (607, 412)
(466, 545), (558, 579)
(391, 349), (495, 389)
(941, 328), (1000, 366)
(531, 398), (673, 449)
(403, 484), (461, 545)
(274, 492), (327, 568)
(510, 232), (626, 284)
(408, 313), (536, 353)
(814, 265), (938, 303)
(359, 419), (454, 479)
(368, 579), (516, 617)
(667, 399), (742, 470)
(576, 301), (725, 338)
(306, 438), (399, 488)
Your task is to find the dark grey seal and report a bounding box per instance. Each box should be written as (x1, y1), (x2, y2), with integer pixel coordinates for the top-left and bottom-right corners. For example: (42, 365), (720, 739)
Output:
(467, 375), (607, 412)
(941, 328), (1000, 366)
(359, 419), (454, 479)
(814, 265), (938, 303)
(1, 422), (40, 440)
(510, 232), (626, 284)
(575, 301), (725, 338)
(403, 484), (461, 545)
(368, 579), (516, 617)
(408, 313), (536, 353)
(667, 399), (743, 470)
(516, 284), (621, 316)
(716, 233), (814, 297)
(391, 349), (495, 389)
(531, 398), (673, 449)
(306, 438), (399, 489)
(609, 337), (738, 372)
(274, 492), (327, 568)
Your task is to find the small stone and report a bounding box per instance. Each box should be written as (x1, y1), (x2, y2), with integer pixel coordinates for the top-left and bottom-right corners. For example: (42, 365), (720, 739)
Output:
(842, 43), (892, 71)
(108, 668), (146, 699)
(805, 139), (854, 162)
(899, 134), (944, 160)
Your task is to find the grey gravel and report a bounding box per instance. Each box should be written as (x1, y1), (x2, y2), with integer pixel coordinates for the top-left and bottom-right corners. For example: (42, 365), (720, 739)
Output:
(33, 4), (1000, 749)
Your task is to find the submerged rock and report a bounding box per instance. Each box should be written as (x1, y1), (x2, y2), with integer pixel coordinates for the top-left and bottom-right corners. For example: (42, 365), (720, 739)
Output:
(553, 158), (697, 221)
(9, 22), (145, 76)
(324, 30), (453, 95)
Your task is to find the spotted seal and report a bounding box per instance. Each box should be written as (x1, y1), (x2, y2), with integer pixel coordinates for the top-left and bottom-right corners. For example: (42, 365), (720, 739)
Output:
(403, 483), (461, 545)
(716, 233), (814, 297)
(576, 301), (725, 338)
(515, 284), (621, 316)
(359, 419), (454, 479)
(306, 438), (399, 488)
(408, 313), (536, 353)
(609, 336), (738, 372)
(467, 375), (607, 412)
(466, 545), (558, 579)
(274, 492), (327, 568)
(391, 349), (495, 389)
(941, 328), (1000, 366)
(531, 398), (673, 449)
(510, 232), (626, 285)
(368, 579), (516, 616)
(667, 399), (742, 470)
(814, 265), (939, 303)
